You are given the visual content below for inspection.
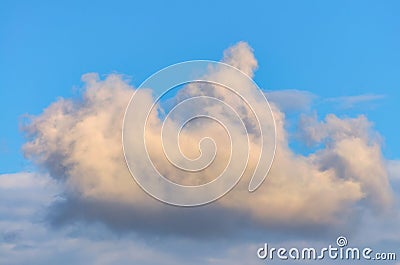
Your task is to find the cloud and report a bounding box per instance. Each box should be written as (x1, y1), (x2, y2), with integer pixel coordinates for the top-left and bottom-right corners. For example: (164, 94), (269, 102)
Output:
(0, 172), (214, 265)
(22, 42), (395, 238)
(1, 173), (399, 264)
(0, 172), (50, 189)
(0, 173), (325, 265)
(265, 89), (316, 112)
(326, 94), (385, 109)
(0, 172), (59, 221)
(222, 41), (258, 78)
(387, 160), (400, 181)
(299, 114), (392, 209)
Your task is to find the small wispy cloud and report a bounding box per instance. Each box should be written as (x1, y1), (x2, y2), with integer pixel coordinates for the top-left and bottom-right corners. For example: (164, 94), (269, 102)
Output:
(326, 93), (385, 109)
(387, 160), (400, 181)
(265, 89), (316, 112)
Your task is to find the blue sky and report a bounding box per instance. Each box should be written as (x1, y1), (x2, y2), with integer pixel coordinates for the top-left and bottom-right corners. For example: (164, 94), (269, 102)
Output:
(1, 1), (400, 265)
(1, 0), (400, 172)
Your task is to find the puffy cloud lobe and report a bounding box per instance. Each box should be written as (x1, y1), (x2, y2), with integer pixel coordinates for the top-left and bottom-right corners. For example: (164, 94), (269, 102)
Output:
(22, 42), (394, 236)
(222, 41), (258, 78)
(300, 114), (392, 210)
(23, 74), (146, 203)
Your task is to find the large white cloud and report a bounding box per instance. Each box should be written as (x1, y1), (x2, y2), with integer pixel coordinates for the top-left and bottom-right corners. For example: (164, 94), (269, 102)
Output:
(22, 42), (395, 236)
